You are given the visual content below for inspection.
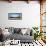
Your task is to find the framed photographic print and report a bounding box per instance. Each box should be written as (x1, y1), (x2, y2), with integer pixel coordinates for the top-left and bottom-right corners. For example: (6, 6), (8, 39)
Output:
(8, 13), (22, 20)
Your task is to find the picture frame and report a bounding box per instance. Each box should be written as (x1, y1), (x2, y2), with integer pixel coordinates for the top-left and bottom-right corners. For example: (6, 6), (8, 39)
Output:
(8, 13), (22, 20)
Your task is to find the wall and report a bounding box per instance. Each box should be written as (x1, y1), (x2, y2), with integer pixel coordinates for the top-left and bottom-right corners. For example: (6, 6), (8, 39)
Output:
(0, 1), (40, 29)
